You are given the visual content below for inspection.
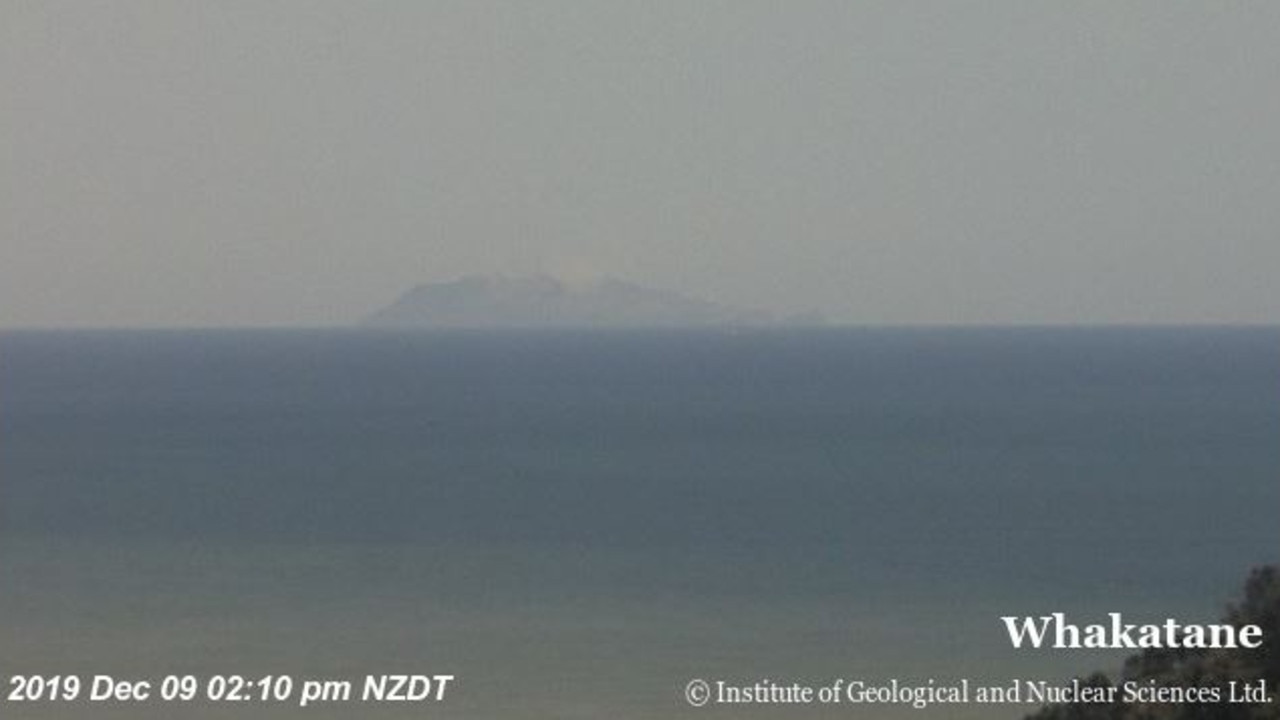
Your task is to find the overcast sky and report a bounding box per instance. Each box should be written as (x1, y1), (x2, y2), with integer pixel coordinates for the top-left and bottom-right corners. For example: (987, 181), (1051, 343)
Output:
(3, 1), (1279, 327)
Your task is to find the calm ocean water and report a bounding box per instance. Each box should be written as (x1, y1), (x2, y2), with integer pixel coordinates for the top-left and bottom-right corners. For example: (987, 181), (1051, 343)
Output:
(2, 327), (1277, 719)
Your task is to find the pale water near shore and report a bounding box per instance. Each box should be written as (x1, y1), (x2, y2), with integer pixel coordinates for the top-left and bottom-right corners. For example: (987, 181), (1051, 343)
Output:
(2, 328), (1277, 718)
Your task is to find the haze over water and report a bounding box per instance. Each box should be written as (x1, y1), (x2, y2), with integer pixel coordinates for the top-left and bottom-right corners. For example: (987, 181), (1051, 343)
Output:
(2, 327), (1277, 718)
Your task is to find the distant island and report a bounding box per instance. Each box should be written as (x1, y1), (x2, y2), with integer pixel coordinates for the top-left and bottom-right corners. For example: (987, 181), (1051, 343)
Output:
(364, 275), (820, 329)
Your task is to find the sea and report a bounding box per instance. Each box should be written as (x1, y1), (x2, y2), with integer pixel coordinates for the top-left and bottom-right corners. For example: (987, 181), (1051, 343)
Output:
(1, 327), (1276, 719)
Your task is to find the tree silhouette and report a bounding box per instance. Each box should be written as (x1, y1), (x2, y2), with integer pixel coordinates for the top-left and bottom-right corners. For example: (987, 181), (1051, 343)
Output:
(1025, 565), (1280, 720)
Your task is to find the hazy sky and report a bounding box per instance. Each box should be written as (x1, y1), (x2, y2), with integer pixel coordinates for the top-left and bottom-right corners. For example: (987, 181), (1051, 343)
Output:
(3, 1), (1279, 327)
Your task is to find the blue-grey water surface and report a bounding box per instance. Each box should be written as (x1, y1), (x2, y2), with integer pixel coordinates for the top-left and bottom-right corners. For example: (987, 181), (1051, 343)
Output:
(1, 328), (1277, 718)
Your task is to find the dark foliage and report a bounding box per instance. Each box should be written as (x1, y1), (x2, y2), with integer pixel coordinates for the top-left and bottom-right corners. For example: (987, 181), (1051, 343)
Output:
(1025, 566), (1280, 720)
